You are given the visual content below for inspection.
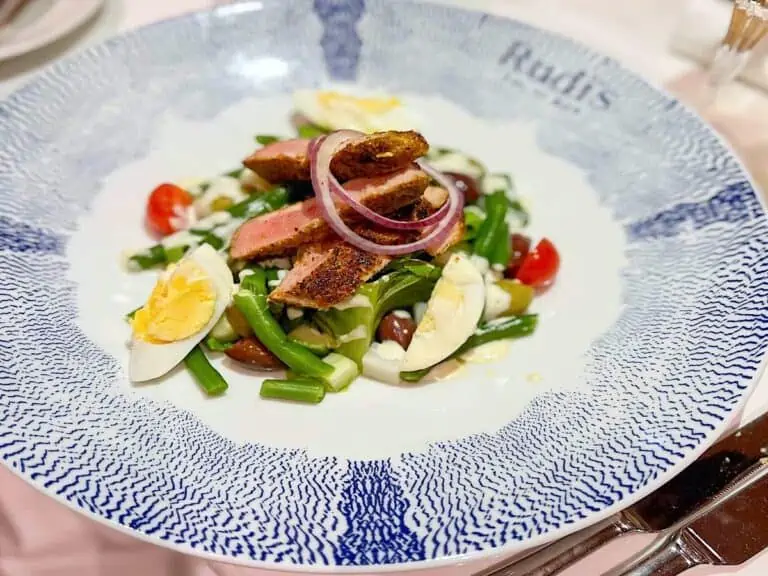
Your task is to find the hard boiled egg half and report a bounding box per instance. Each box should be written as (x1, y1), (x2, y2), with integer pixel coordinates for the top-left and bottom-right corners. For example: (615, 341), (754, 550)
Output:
(293, 90), (418, 133)
(401, 253), (485, 372)
(129, 244), (234, 382)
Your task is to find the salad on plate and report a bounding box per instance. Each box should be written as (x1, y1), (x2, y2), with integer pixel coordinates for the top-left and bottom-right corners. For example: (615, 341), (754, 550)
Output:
(123, 91), (561, 404)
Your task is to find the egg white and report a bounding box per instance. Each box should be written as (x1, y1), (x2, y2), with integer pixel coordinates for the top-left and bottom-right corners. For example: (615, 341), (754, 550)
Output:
(363, 341), (407, 384)
(129, 244), (234, 383)
(401, 253), (485, 372)
(293, 90), (417, 133)
(293, 90), (332, 129)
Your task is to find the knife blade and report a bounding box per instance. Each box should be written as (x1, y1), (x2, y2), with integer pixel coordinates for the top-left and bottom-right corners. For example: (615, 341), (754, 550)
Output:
(475, 411), (768, 576)
(606, 457), (768, 576)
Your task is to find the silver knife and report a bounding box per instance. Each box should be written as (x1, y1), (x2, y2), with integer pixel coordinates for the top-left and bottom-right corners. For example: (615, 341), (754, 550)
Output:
(475, 411), (768, 576)
(604, 457), (768, 575)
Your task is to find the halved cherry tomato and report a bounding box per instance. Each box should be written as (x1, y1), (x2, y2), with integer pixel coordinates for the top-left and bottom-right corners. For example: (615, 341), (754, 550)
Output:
(516, 238), (560, 288)
(146, 183), (193, 236)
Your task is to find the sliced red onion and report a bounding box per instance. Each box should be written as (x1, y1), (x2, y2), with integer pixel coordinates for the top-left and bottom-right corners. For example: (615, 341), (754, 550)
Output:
(331, 177), (451, 230)
(309, 131), (464, 256)
(320, 132), (451, 230)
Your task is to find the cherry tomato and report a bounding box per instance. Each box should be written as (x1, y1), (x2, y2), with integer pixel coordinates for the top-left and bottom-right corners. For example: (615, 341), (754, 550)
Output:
(146, 183), (193, 236)
(516, 238), (560, 288)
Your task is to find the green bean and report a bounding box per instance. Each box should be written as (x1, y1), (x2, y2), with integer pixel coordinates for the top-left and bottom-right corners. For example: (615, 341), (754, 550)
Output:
(164, 245), (187, 263)
(400, 314), (538, 382)
(457, 314), (538, 354)
(205, 336), (233, 352)
(234, 269), (333, 380)
(260, 378), (326, 404)
(255, 135), (281, 146)
(184, 346), (228, 396)
(473, 190), (508, 261)
(264, 268), (280, 288)
(400, 368), (431, 383)
(187, 229), (225, 251)
(128, 245), (166, 270)
(489, 220), (510, 268)
(227, 187), (289, 219)
(481, 173), (528, 227)
(297, 124), (330, 139)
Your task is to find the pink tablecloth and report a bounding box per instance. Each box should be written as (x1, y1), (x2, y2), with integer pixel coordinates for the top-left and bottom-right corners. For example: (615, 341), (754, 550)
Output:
(3, 1), (768, 575)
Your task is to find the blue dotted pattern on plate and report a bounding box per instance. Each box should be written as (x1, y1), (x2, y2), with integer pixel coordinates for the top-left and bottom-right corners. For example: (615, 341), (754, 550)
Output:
(1, 0), (768, 567)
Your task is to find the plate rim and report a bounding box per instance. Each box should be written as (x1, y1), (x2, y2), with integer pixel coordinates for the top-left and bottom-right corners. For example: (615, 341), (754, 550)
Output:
(0, 0), (104, 63)
(1, 0), (767, 571)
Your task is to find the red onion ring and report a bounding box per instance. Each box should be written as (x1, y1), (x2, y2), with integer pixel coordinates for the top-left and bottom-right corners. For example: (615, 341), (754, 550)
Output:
(320, 132), (452, 230)
(309, 131), (464, 256)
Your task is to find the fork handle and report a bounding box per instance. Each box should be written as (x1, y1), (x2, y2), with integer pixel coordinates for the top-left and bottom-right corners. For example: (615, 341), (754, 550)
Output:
(474, 514), (638, 576)
(603, 530), (711, 576)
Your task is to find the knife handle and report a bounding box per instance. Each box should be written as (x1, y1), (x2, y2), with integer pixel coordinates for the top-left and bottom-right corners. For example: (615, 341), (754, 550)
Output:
(604, 530), (712, 576)
(474, 514), (639, 576)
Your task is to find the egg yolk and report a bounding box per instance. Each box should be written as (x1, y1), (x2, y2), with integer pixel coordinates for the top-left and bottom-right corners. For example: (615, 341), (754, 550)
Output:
(317, 91), (401, 115)
(132, 260), (216, 344)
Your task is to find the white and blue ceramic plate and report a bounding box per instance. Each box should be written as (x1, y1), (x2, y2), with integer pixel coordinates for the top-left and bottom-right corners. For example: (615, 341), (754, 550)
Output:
(1, 0), (768, 572)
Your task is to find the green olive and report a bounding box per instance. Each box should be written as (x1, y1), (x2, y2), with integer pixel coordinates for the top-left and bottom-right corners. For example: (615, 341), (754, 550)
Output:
(495, 279), (534, 315)
(210, 196), (234, 212)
